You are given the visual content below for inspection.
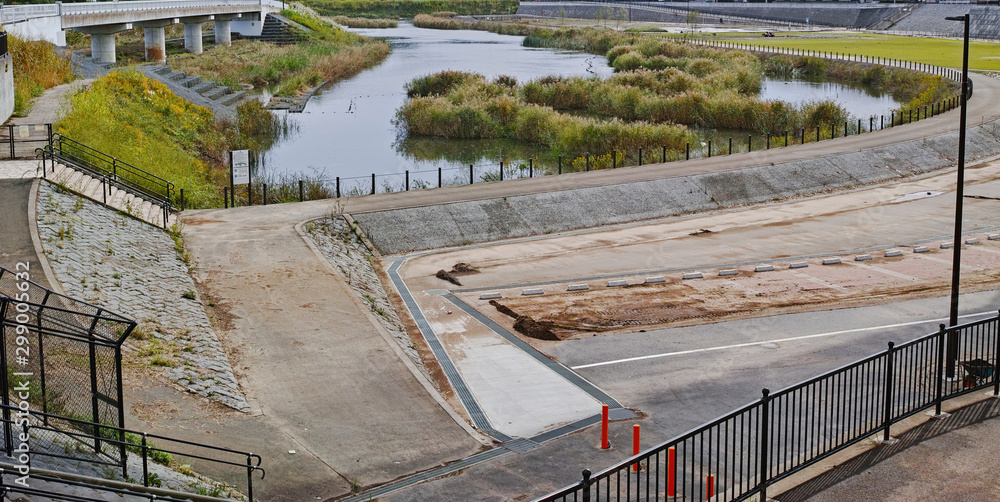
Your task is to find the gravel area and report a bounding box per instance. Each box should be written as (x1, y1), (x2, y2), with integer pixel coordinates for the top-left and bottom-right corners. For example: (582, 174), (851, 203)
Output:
(35, 181), (250, 413)
(304, 215), (429, 378)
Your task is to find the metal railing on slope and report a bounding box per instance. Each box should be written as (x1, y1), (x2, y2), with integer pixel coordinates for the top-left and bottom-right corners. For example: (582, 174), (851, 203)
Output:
(537, 311), (1000, 502)
(37, 133), (175, 216)
(0, 404), (264, 500)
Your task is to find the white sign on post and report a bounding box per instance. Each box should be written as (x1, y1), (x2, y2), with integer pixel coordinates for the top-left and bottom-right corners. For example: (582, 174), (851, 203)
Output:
(231, 150), (250, 185)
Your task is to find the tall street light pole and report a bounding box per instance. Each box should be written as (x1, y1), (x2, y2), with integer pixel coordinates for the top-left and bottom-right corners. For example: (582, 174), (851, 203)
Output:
(944, 14), (970, 377)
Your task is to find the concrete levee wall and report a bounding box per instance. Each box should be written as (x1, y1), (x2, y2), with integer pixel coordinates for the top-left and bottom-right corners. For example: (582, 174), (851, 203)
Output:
(0, 52), (13, 123)
(3, 17), (66, 46)
(352, 117), (1000, 256)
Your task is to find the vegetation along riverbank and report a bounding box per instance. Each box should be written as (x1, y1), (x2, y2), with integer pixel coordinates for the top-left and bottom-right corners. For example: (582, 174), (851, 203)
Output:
(8, 32), (74, 116)
(397, 20), (957, 163)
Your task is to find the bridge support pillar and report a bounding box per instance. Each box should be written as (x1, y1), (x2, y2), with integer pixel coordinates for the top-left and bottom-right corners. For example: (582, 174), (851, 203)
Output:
(214, 14), (241, 46)
(135, 19), (175, 64)
(74, 23), (130, 64)
(181, 15), (213, 54)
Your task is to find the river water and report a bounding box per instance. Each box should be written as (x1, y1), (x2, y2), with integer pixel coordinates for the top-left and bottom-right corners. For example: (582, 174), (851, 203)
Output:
(264, 24), (900, 181)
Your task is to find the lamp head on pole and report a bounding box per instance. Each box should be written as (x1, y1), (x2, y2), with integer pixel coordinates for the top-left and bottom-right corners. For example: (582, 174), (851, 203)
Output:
(944, 15), (968, 22)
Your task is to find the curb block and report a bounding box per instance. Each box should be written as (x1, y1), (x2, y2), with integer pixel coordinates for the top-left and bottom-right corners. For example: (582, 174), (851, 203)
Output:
(522, 288), (544, 296)
(941, 242), (954, 249)
(682, 272), (704, 280)
(884, 250), (903, 257)
(989, 234), (1000, 241)
(965, 238), (980, 245)
(719, 269), (739, 276)
(789, 262), (808, 269)
(567, 284), (589, 291)
(480, 293), (502, 300)
(607, 280), (628, 287)
(822, 258), (841, 265)
(914, 246), (930, 253)
(855, 255), (873, 261)
(754, 265), (775, 272)
(645, 276), (666, 284)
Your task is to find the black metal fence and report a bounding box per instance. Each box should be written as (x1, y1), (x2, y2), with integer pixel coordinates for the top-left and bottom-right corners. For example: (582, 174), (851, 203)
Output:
(0, 123), (53, 160)
(537, 311), (1000, 502)
(0, 404), (264, 500)
(0, 267), (134, 468)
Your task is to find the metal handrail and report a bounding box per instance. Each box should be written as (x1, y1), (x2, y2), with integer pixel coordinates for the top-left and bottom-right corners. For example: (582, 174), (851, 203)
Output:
(537, 311), (1000, 501)
(0, 404), (264, 500)
(38, 133), (175, 209)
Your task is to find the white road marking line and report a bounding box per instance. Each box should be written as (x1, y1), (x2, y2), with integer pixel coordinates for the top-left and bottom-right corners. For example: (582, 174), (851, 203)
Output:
(571, 310), (998, 370)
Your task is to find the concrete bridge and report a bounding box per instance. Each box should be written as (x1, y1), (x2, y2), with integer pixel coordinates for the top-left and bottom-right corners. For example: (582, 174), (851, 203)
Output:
(0, 0), (278, 64)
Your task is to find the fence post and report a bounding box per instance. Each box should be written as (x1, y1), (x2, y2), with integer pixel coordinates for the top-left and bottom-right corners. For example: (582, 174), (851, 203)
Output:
(758, 388), (771, 502)
(784, 131), (788, 147)
(371, 173), (375, 195)
(7, 124), (13, 158)
(500, 161), (504, 181)
(529, 158), (533, 178)
(766, 135), (770, 150)
(686, 142), (689, 160)
(298, 180), (303, 202)
(639, 148), (643, 166)
(748, 135), (752, 152)
(558, 156), (562, 174)
(994, 310), (1000, 397)
(662, 145), (666, 163)
(405, 170), (409, 191)
(336, 177), (340, 199)
(729, 137), (732, 155)
(707, 140), (711, 158)
(612, 151), (616, 169)
(470, 164), (474, 184)
(585, 155), (590, 172)
(883, 341), (896, 442)
(224, 187), (228, 208)
(438, 167), (442, 188)
(580, 469), (592, 502)
(180, 188), (185, 211)
(935, 324), (946, 415)
(142, 433), (149, 487)
(262, 184), (267, 205)
(102, 177), (108, 204)
(247, 455), (255, 502)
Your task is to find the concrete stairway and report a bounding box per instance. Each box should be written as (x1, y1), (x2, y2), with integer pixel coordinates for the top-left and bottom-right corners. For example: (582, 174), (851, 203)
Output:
(259, 13), (309, 45)
(150, 65), (246, 107)
(43, 160), (177, 228)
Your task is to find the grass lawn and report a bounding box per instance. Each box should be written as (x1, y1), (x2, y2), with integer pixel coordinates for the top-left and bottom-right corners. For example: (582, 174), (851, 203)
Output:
(670, 31), (1000, 71)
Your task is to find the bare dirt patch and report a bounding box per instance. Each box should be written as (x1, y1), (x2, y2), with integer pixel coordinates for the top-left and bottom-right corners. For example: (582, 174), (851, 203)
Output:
(493, 268), (1000, 338)
(435, 262), (480, 286)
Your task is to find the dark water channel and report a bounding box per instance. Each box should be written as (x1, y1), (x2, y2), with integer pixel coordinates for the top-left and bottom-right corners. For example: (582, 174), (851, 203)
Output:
(264, 24), (900, 184)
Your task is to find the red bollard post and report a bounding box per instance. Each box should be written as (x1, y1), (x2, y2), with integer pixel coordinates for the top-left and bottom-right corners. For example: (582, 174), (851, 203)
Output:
(632, 425), (640, 472)
(667, 447), (676, 496)
(600, 405), (610, 449)
(707, 474), (715, 500)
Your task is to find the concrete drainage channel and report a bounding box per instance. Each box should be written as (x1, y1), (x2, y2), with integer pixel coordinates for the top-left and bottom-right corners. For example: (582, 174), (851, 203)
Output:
(341, 259), (637, 502)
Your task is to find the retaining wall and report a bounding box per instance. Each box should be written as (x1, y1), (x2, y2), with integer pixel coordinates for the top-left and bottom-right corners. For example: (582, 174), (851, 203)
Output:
(352, 117), (1000, 256)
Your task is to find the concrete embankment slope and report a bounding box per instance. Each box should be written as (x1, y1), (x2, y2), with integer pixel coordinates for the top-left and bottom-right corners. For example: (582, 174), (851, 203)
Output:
(353, 109), (1000, 256)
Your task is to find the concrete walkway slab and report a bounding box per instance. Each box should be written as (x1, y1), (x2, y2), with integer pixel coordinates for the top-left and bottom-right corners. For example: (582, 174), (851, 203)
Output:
(417, 291), (603, 438)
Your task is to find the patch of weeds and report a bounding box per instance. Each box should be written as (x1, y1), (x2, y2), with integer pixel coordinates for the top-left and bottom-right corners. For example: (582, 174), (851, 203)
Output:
(150, 356), (175, 368)
(112, 272), (121, 279)
(146, 472), (162, 488)
(168, 224), (191, 265)
(72, 198), (85, 212)
(181, 289), (196, 300)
